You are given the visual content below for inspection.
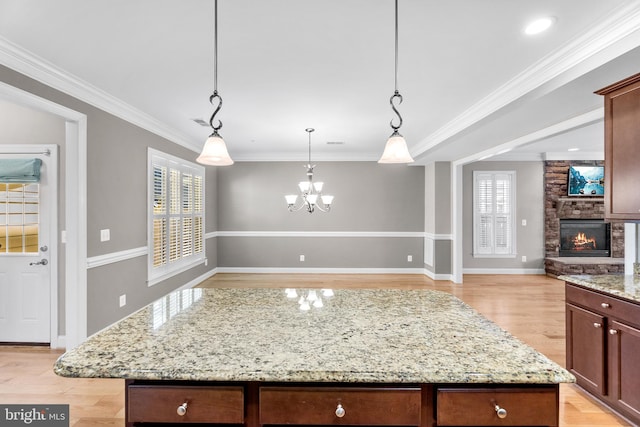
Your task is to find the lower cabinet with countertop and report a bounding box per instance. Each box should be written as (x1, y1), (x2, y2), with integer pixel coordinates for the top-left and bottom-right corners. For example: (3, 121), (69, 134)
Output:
(124, 380), (560, 426)
(563, 275), (640, 424)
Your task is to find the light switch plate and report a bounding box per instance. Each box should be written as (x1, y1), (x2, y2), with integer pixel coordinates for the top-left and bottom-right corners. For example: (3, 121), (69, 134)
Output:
(100, 229), (110, 242)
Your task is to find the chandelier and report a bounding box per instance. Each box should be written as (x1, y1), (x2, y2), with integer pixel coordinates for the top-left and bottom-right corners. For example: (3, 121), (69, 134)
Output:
(378, 0), (414, 164)
(285, 128), (334, 213)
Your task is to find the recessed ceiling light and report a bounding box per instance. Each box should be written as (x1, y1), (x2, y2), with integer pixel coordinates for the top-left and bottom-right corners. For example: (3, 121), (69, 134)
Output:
(524, 17), (556, 35)
(567, 147), (580, 152)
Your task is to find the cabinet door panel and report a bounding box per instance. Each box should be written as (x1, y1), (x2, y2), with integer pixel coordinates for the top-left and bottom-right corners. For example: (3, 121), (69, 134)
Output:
(566, 304), (606, 395)
(609, 320), (640, 419)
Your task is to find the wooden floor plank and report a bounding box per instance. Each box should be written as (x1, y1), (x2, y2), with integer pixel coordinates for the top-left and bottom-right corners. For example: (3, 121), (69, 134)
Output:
(0, 273), (632, 426)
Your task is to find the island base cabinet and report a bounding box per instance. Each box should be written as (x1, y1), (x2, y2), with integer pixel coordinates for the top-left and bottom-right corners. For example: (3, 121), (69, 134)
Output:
(125, 381), (561, 427)
(126, 382), (244, 425)
(609, 320), (640, 421)
(259, 386), (422, 426)
(436, 387), (558, 426)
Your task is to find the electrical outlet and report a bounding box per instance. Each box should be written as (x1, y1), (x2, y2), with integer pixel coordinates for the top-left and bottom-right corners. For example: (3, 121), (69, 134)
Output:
(521, 255), (527, 262)
(119, 294), (126, 307)
(204, 258), (208, 266)
(407, 255), (413, 262)
(521, 219), (527, 226)
(299, 255), (305, 262)
(100, 228), (110, 242)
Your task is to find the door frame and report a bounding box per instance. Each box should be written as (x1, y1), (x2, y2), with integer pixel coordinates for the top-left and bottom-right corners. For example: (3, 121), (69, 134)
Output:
(0, 81), (87, 350)
(0, 144), (58, 344)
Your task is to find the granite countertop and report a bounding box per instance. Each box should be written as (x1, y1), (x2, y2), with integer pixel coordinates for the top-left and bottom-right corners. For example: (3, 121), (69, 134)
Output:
(54, 288), (574, 385)
(559, 273), (640, 303)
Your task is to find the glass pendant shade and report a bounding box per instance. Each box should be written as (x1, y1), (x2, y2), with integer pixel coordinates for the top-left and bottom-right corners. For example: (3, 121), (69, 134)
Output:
(378, 131), (414, 164)
(313, 182), (324, 192)
(285, 195), (298, 205)
(298, 181), (310, 192)
(306, 194), (318, 205)
(197, 133), (234, 166)
(321, 195), (334, 205)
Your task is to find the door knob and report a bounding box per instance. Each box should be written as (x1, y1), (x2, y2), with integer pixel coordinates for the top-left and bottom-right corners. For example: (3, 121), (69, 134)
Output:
(40, 245), (48, 252)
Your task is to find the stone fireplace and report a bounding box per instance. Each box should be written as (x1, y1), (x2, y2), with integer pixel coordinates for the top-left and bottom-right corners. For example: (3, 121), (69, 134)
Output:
(544, 160), (624, 276)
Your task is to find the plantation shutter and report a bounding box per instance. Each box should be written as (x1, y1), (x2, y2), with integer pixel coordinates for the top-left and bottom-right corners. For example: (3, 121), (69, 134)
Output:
(473, 171), (515, 257)
(148, 149), (205, 285)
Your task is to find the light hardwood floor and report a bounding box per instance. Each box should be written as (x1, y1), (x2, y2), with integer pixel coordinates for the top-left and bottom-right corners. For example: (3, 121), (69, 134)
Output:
(0, 273), (632, 426)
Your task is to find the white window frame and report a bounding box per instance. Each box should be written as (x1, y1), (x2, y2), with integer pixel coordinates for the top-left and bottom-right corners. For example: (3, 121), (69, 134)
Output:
(472, 170), (516, 258)
(147, 148), (205, 286)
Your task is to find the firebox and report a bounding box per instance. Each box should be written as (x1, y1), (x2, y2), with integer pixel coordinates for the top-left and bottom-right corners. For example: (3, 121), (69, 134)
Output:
(559, 219), (611, 257)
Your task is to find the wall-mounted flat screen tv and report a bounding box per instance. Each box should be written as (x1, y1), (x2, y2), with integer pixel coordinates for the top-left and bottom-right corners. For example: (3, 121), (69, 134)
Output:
(568, 165), (604, 196)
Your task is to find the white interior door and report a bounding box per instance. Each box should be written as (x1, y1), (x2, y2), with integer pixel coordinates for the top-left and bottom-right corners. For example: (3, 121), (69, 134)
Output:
(0, 147), (55, 343)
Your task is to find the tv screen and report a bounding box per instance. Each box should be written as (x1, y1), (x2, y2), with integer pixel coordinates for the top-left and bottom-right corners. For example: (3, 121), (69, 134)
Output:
(568, 165), (604, 196)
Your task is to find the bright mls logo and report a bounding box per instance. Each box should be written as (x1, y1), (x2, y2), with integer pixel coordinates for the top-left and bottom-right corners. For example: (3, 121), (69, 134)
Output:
(1, 405), (69, 426)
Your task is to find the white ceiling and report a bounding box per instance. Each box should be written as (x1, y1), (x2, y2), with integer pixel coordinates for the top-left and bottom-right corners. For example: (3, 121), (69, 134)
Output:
(1, 0), (640, 164)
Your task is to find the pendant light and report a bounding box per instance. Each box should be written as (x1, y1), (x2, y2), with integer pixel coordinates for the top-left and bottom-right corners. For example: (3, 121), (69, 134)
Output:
(197, 0), (234, 166)
(378, 0), (414, 164)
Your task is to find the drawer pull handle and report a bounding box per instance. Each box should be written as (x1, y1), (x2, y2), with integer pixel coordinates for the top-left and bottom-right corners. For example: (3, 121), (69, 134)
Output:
(335, 404), (346, 418)
(601, 302), (611, 309)
(610, 329), (618, 335)
(593, 322), (602, 328)
(494, 404), (507, 419)
(177, 402), (188, 416)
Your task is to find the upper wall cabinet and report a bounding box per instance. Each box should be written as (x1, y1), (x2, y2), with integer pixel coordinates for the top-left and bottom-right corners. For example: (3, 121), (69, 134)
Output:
(596, 73), (640, 222)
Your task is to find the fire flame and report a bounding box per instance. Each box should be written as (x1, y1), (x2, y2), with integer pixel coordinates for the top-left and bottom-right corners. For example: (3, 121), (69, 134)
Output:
(572, 232), (597, 250)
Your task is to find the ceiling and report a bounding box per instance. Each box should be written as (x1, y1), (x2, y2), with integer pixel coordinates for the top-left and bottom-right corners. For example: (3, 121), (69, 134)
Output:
(1, 0), (640, 164)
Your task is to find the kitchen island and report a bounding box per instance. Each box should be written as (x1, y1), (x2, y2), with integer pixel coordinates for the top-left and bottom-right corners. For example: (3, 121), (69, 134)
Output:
(55, 287), (573, 426)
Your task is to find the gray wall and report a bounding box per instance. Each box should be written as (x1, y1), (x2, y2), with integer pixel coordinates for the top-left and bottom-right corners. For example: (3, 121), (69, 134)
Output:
(424, 162), (452, 275)
(0, 65), (218, 335)
(463, 161), (545, 271)
(216, 162), (425, 269)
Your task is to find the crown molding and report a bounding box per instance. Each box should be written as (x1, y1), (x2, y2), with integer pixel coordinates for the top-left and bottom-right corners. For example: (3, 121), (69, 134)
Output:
(412, 2), (640, 158)
(0, 35), (200, 154)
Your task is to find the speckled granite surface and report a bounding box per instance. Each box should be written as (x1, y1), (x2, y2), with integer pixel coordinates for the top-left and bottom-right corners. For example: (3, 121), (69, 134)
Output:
(560, 274), (640, 303)
(54, 288), (573, 384)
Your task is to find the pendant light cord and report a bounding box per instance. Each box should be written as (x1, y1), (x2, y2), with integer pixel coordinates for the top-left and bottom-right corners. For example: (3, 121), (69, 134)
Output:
(209, 0), (223, 133)
(306, 128), (314, 164)
(394, 0), (399, 93)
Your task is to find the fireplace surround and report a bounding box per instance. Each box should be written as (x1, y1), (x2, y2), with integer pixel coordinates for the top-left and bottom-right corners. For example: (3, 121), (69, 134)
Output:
(559, 219), (610, 257)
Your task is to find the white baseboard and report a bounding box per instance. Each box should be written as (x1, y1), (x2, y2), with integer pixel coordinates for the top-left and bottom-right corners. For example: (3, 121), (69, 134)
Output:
(462, 268), (546, 275)
(215, 267), (427, 274)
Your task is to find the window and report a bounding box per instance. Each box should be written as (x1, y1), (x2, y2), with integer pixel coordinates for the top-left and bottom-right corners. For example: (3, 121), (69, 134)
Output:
(0, 183), (39, 254)
(473, 171), (516, 257)
(148, 149), (205, 285)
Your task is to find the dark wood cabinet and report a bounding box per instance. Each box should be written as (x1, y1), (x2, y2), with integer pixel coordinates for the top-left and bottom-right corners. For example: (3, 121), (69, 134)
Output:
(566, 303), (606, 395)
(608, 319), (640, 421)
(125, 381), (559, 426)
(565, 282), (640, 424)
(596, 72), (640, 221)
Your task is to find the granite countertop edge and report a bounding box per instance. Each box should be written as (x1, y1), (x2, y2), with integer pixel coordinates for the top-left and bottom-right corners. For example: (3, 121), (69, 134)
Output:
(559, 273), (640, 303)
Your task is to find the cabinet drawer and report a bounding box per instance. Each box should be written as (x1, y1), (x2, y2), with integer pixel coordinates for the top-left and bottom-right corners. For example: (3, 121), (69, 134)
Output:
(566, 284), (640, 327)
(437, 387), (558, 426)
(128, 385), (244, 423)
(260, 386), (421, 425)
